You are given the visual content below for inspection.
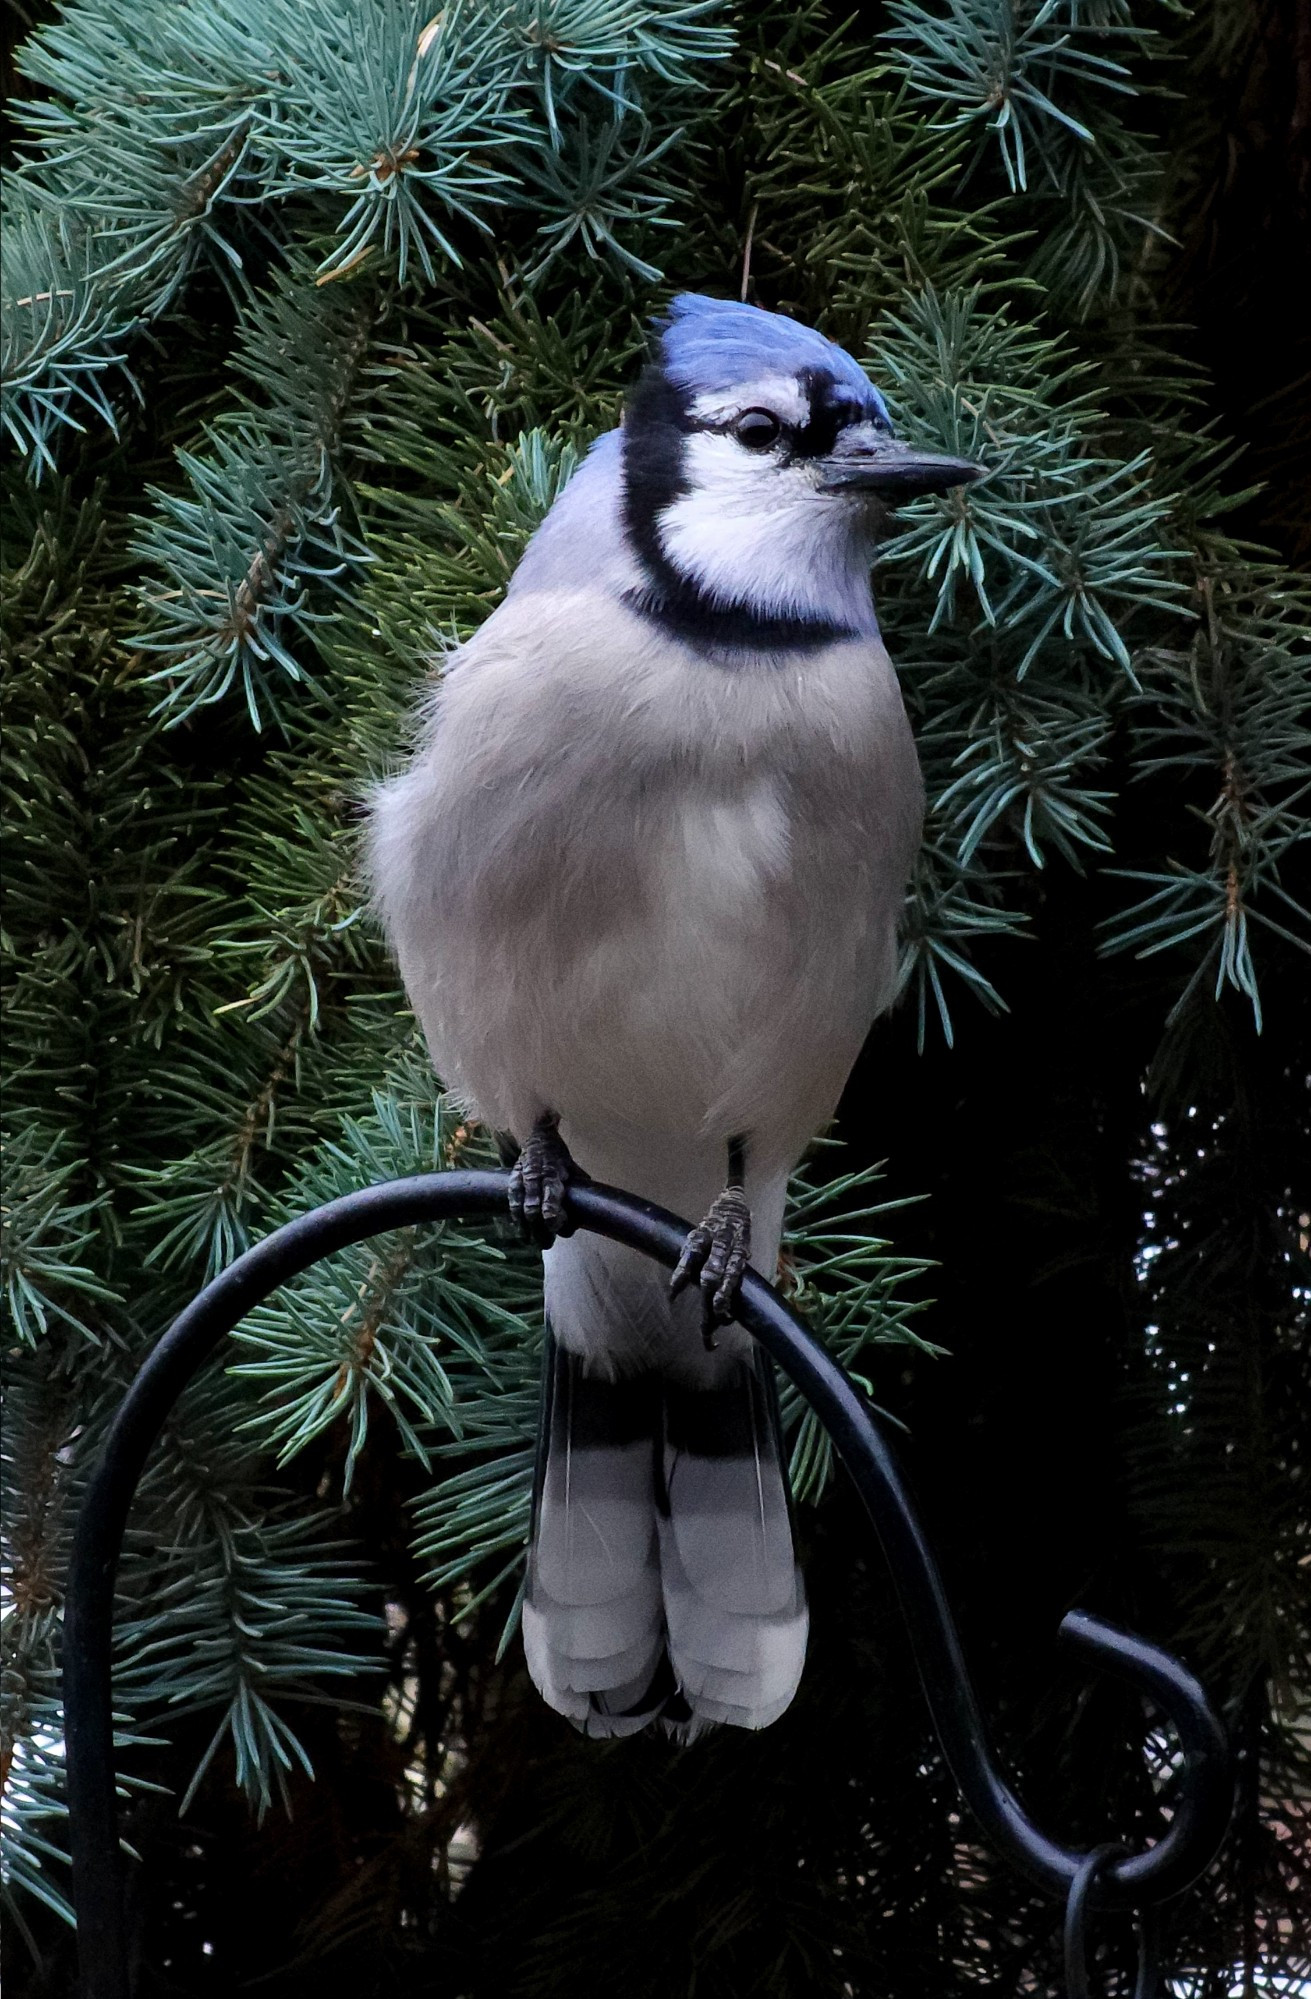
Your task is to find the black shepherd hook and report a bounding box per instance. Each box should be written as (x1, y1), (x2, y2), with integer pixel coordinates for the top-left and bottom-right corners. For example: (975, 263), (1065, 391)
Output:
(63, 1172), (1233, 1999)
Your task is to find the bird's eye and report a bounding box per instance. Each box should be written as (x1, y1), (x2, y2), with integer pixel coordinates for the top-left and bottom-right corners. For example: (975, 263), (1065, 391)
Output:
(732, 408), (782, 451)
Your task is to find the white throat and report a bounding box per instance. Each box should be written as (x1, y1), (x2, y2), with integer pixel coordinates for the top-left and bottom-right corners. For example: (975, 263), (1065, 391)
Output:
(656, 431), (878, 632)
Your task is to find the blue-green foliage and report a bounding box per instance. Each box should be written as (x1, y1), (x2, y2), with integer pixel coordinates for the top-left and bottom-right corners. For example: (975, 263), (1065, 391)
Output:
(230, 1087), (541, 1490)
(868, 284), (1182, 1033)
(1101, 565), (1311, 1030)
(114, 1372), (381, 1816)
(884, 0), (1166, 310)
(3, 0), (726, 728)
(1, 1129), (118, 1347)
(3, 0), (730, 473)
(885, 0), (1143, 194)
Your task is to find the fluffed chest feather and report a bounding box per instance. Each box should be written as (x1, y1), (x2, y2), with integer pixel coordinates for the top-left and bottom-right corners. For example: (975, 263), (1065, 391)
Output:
(371, 598), (921, 1139)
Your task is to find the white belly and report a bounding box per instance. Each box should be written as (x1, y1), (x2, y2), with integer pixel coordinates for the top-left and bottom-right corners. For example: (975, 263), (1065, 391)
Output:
(374, 597), (921, 1175)
(480, 771), (886, 1171)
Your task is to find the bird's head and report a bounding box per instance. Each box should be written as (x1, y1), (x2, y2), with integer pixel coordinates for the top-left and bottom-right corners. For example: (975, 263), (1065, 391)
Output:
(621, 293), (981, 649)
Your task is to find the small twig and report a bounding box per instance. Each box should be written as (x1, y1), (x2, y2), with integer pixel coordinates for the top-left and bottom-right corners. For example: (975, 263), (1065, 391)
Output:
(740, 200), (759, 302)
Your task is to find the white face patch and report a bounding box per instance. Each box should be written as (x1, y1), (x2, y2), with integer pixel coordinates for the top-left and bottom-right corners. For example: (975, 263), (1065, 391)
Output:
(656, 429), (877, 630)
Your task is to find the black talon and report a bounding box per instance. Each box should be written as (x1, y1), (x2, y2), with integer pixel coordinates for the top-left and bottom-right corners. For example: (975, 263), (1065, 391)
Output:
(670, 1184), (751, 1349)
(508, 1112), (584, 1244)
(670, 1226), (712, 1299)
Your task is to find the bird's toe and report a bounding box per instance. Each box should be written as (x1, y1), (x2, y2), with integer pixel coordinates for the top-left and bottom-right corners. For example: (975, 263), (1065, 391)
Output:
(508, 1114), (580, 1243)
(672, 1187), (751, 1349)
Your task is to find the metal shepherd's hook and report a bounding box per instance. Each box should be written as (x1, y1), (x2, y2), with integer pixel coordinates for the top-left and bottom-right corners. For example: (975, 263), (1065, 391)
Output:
(63, 1172), (1234, 1999)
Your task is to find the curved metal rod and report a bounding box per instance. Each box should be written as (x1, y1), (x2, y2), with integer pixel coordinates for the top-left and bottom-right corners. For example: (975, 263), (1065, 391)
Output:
(64, 1172), (1232, 1999)
(1065, 1845), (1160, 1999)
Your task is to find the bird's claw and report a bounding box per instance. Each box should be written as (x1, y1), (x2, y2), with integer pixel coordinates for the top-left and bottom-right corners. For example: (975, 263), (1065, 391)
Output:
(508, 1113), (581, 1244)
(670, 1186), (751, 1349)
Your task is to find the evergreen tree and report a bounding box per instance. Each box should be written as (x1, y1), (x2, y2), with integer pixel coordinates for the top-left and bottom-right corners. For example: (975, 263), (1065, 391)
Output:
(2, 2), (1307, 1994)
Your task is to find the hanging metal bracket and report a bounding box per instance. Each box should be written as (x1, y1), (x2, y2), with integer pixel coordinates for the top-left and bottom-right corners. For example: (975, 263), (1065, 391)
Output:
(62, 1171), (1233, 1998)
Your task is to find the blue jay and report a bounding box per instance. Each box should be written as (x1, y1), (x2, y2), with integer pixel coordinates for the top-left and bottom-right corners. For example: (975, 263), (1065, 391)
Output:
(370, 295), (980, 1736)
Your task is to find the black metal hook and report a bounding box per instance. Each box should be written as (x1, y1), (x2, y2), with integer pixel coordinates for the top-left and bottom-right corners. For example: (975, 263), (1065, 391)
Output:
(1065, 1844), (1160, 1999)
(62, 1172), (1233, 1999)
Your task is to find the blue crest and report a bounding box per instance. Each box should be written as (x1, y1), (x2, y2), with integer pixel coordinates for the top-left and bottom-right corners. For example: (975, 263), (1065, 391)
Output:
(656, 293), (890, 426)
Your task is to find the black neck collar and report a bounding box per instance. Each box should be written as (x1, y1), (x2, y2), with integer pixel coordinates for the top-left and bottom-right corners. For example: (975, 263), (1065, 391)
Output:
(622, 579), (854, 652)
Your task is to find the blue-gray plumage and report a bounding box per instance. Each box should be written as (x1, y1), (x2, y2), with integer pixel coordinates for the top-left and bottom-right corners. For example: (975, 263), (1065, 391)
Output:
(370, 294), (980, 1736)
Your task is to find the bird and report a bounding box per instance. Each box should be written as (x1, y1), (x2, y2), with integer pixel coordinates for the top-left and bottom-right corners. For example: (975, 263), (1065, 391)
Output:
(369, 293), (981, 1737)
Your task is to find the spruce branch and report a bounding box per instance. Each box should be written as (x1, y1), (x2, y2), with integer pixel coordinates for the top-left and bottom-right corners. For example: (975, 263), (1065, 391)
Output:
(117, 1507), (379, 1815)
(1102, 563), (1311, 1027)
(130, 1012), (317, 1279)
(1, 181), (143, 479)
(515, 112), (682, 282)
(1, 1607), (73, 1927)
(1, 1371), (78, 1926)
(7, 1), (267, 471)
(135, 262), (379, 729)
(885, 0), (1145, 194)
(4, 0), (723, 477)
(932, 690), (1114, 870)
(775, 1153), (938, 1504)
(100, 1372), (381, 1817)
(728, 45), (994, 334)
(211, 774), (373, 1031)
(1, 1128), (119, 1347)
(258, 0), (524, 286)
(875, 286), (1181, 671)
(506, 0), (733, 138)
(896, 843), (1021, 1048)
(229, 1081), (539, 1493)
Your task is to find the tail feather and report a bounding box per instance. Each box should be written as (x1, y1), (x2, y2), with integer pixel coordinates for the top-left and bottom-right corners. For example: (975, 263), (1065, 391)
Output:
(664, 1592), (807, 1716)
(531, 1451), (655, 1610)
(661, 1369), (797, 1618)
(679, 1686), (799, 1731)
(525, 1324), (807, 1736)
(533, 1588), (662, 1661)
(659, 1359), (807, 1727)
(525, 1341), (666, 1732)
(659, 1543), (807, 1687)
(524, 1612), (665, 1696)
(531, 1361), (660, 1604)
(521, 1609), (665, 1738)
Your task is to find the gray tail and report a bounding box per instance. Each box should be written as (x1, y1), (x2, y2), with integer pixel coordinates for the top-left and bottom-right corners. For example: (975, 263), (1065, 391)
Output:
(522, 1334), (808, 1737)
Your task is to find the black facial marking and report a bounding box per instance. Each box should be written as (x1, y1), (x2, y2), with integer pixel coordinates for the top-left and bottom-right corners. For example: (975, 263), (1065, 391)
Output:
(621, 361), (694, 590)
(789, 366), (890, 459)
(620, 360), (857, 655)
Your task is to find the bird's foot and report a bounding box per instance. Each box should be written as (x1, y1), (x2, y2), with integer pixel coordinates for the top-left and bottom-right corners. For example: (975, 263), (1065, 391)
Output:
(670, 1186), (751, 1350)
(508, 1113), (583, 1244)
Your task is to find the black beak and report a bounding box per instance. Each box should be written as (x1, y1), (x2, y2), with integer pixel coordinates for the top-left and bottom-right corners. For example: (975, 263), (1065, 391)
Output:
(818, 435), (985, 500)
